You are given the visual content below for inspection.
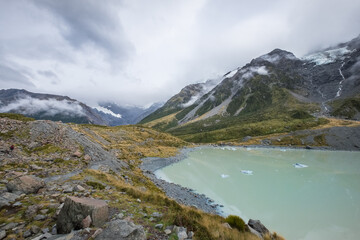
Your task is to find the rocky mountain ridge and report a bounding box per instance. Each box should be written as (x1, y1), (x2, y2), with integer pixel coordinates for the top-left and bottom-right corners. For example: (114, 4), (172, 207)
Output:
(140, 35), (360, 143)
(0, 89), (162, 126)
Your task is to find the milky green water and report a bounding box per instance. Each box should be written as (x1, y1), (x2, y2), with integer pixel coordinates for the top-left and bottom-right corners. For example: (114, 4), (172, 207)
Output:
(155, 147), (360, 240)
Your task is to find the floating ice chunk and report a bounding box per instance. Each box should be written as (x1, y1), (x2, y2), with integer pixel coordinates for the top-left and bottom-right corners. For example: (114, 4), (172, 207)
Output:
(293, 163), (308, 168)
(221, 174), (229, 178)
(241, 170), (253, 175)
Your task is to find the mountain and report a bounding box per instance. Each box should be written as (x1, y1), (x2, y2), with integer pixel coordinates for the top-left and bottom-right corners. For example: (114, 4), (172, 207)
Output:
(93, 102), (163, 126)
(140, 35), (360, 142)
(0, 89), (107, 125)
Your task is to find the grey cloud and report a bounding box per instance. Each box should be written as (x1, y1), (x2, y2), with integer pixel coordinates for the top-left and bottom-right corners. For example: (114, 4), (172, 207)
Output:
(0, 64), (34, 88)
(37, 70), (60, 84)
(0, 96), (85, 117)
(33, 0), (133, 59)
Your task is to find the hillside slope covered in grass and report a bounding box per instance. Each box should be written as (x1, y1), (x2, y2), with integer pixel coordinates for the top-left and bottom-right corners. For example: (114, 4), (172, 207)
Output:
(0, 113), (284, 240)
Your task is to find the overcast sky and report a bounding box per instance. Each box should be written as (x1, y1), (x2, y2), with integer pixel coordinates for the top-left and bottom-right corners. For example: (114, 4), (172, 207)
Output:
(0, 0), (359, 107)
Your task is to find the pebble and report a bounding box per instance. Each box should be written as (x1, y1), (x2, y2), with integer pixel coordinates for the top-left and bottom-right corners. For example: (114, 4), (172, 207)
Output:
(155, 224), (163, 229)
(34, 214), (46, 221)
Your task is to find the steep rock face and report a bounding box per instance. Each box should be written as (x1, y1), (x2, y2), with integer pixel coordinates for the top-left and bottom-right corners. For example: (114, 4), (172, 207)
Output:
(140, 35), (360, 131)
(0, 89), (107, 125)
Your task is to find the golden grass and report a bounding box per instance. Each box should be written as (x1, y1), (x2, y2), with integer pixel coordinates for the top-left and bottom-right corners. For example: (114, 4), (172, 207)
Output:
(143, 112), (180, 128)
(74, 169), (283, 240)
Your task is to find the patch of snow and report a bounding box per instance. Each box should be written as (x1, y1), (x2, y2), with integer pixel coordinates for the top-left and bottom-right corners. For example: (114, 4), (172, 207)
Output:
(260, 52), (296, 63)
(224, 69), (238, 78)
(94, 106), (122, 118)
(302, 47), (352, 65)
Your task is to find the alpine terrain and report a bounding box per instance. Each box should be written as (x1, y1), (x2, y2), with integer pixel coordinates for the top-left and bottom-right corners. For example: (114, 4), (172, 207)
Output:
(140, 35), (360, 145)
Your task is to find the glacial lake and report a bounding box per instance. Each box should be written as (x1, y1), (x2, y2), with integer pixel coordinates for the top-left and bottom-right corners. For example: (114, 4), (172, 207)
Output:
(155, 147), (360, 240)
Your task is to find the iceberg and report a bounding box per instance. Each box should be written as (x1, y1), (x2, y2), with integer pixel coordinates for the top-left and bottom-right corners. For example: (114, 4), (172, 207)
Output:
(293, 163), (308, 168)
(241, 170), (253, 175)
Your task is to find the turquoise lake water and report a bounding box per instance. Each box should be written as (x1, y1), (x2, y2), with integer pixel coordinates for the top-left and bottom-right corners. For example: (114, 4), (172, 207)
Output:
(155, 147), (360, 240)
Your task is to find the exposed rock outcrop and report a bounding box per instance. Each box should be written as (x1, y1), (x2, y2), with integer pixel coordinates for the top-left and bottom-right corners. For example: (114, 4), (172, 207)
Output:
(248, 219), (270, 237)
(57, 196), (109, 234)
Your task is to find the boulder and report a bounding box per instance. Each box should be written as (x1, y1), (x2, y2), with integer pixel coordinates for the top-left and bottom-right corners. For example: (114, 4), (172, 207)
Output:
(0, 192), (20, 208)
(248, 219), (269, 237)
(57, 197), (108, 234)
(6, 175), (45, 194)
(95, 219), (146, 240)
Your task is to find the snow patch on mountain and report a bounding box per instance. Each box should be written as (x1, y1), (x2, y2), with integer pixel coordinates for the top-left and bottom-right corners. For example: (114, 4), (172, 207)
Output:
(94, 106), (122, 118)
(302, 47), (352, 65)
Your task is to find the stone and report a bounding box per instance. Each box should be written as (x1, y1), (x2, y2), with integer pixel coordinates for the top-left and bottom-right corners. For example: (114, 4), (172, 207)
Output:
(248, 219), (270, 237)
(34, 214), (46, 221)
(0, 192), (20, 208)
(25, 205), (40, 219)
(23, 229), (32, 238)
(40, 209), (49, 214)
(95, 219), (146, 240)
(62, 185), (74, 193)
(74, 185), (85, 192)
(177, 230), (188, 240)
(57, 197), (109, 234)
(164, 229), (172, 235)
(117, 213), (124, 219)
(188, 231), (194, 238)
(72, 150), (83, 158)
(12, 201), (22, 207)
(151, 212), (162, 218)
(0, 230), (5, 240)
(92, 228), (103, 238)
(155, 224), (163, 229)
(82, 215), (92, 228)
(6, 175), (45, 194)
(31, 225), (41, 234)
(2, 222), (19, 231)
(84, 154), (91, 161)
(222, 222), (232, 229)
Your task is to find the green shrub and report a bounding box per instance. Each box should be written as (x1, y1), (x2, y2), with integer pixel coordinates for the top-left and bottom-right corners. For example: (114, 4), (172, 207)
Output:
(225, 215), (248, 232)
(85, 181), (105, 190)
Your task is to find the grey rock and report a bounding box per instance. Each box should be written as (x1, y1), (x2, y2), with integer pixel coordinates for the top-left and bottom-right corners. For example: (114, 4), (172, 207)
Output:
(23, 229), (32, 238)
(248, 219), (269, 237)
(95, 219), (146, 240)
(0, 230), (5, 240)
(151, 212), (162, 218)
(12, 201), (22, 207)
(25, 205), (40, 219)
(31, 225), (41, 234)
(57, 197), (108, 234)
(0, 192), (20, 208)
(6, 175), (45, 194)
(2, 222), (19, 231)
(155, 224), (163, 229)
(62, 185), (74, 193)
(34, 214), (46, 221)
(164, 229), (172, 235)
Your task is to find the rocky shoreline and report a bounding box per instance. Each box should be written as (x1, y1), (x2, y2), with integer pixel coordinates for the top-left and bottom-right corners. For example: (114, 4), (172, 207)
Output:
(141, 147), (221, 215)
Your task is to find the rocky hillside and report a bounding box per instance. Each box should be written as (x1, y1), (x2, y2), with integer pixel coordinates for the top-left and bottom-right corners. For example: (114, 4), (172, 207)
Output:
(140, 35), (360, 143)
(0, 113), (283, 240)
(0, 89), (106, 125)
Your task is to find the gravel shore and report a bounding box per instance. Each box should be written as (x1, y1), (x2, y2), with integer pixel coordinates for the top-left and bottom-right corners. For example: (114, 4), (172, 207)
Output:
(140, 147), (221, 215)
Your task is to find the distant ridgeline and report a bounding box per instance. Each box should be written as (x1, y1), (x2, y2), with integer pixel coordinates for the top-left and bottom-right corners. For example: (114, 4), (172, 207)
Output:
(0, 89), (161, 126)
(139, 35), (360, 143)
